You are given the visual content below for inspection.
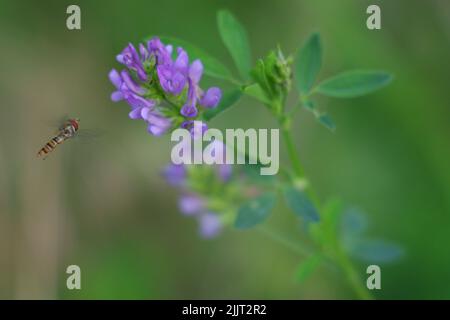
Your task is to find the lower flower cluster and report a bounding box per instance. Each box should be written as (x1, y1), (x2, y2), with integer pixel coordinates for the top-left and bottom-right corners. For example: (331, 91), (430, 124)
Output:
(162, 140), (233, 238)
(109, 37), (222, 136)
(162, 140), (261, 238)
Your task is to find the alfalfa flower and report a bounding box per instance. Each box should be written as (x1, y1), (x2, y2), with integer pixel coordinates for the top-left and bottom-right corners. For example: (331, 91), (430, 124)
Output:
(109, 38), (222, 136)
(162, 139), (263, 238)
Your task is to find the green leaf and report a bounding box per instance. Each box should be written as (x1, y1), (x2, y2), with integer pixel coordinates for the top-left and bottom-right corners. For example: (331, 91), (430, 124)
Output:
(284, 186), (320, 222)
(242, 83), (270, 104)
(340, 207), (369, 239)
(317, 114), (336, 132)
(295, 254), (323, 284)
(346, 239), (404, 263)
(308, 197), (343, 247)
(242, 164), (275, 186)
(217, 10), (252, 80)
(301, 99), (336, 132)
(295, 33), (322, 93)
(234, 192), (276, 229)
(152, 36), (234, 81)
(203, 89), (242, 121)
(250, 59), (274, 98)
(320, 197), (344, 250)
(315, 70), (393, 98)
(302, 99), (315, 111)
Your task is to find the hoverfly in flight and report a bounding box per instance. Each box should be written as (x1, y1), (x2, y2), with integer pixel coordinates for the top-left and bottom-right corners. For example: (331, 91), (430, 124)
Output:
(37, 118), (80, 159)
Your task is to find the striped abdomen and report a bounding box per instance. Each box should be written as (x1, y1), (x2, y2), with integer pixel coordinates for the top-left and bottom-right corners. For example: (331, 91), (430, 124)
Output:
(37, 134), (66, 158)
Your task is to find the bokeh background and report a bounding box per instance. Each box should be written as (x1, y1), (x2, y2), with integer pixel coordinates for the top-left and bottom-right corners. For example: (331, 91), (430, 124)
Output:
(0, 0), (449, 299)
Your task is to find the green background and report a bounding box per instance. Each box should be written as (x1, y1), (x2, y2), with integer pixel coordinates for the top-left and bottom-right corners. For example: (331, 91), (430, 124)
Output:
(0, 0), (449, 299)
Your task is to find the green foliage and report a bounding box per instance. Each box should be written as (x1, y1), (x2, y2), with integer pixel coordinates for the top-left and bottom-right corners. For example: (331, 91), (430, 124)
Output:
(251, 59), (274, 100)
(309, 198), (344, 250)
(242, 164), (276, 186)
(315, 70), (393, 98)
(317, 114), (336, 132)
(340, 208), (404, 263)
(242, 83), (271, 105)
(153, 36), (234, 81)
(234, 192), (276, 229)
(301, 99), (336, 132)
(217, 10), (252, 80)
(340, 207), (369, 238)
(284, 186), (320, 222)
(250, 48), (293, 114)
(203, 89), (242, 121)
(295, 33), (322, 93)
(156, 25), (396, 295)
(292, 34), (393, 133)
(295, 254), (323, 284)
(346, 239), (404, 263)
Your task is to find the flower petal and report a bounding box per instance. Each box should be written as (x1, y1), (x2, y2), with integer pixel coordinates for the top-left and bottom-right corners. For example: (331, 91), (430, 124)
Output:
(174, 47), (189, 73)
(111, 91), (124, 102)
(120, 70), (146, 95)
(116, 54), (125, 64)
(139, 43), (149, 60)
(178, 194), (204, 216)
(162, 164), (186, 186)
(147, 124), (168, 136)
(146, 113), (171, 128)
(189, 60), (203, 84)
(200, 87), (222, 108)
(199, 213), (222, 238)
(218, 164), (232, 181)
(180, 104), (198, 118)
(108, 69), (122, 89)
(129, 107), (142, 119)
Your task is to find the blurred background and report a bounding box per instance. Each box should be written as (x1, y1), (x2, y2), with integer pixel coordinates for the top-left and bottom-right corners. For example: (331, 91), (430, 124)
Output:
(0, 0), (449, 299)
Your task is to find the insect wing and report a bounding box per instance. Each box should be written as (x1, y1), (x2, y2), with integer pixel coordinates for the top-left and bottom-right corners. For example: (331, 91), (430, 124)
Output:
(72, 128), (103, 144)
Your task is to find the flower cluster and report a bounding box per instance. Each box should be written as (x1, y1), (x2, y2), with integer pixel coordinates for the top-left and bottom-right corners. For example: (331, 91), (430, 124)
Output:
(109, 37), (222, 136)
(162, 140), (236, 238)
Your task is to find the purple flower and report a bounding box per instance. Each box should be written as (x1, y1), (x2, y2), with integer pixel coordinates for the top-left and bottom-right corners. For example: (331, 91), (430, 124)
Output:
(109, 37), (223, 137)
(109, 69), (124, 102)
(189, 60), (203, 84)
(218, 164), (232, 181)
(116, 43), (147, 81)
(163, 164), (186, 186)
(157, 65), (187, 95)
(199, 213), (223, 238)
(146, 112), (172, 136)
(157, 47), (189, 95)
(109, 69), (154, 113)
(181, 120), (207, 139)
(178, 194), (205, 216)
(201, 87), (222, 108)
(162, 138), (235, 238)
(148, 37), (172, 65)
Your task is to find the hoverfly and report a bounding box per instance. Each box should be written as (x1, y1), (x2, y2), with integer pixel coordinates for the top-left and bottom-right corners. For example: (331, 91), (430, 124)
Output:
(37, 118), (81, 159)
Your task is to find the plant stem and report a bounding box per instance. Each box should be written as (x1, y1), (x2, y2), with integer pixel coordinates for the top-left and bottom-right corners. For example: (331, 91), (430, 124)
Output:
(336, 250), (374, 300)
(279, 108), (372, 299)
(257, 225), (313, 257)
(281, 128), (304, 178)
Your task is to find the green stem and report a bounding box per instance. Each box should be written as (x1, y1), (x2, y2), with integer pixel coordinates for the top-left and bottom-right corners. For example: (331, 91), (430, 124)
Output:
(257, 225), (313, 257)
(336, 251), (374, 300)
(281, 128), (304, 178)
(277, 105), (372, 299)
